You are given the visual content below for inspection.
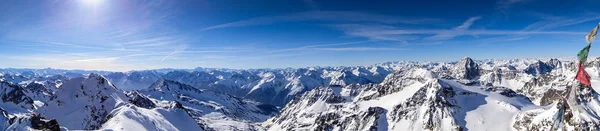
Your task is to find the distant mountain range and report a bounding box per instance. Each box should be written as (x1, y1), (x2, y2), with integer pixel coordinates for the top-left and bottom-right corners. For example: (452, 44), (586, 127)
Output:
(2, 57), (600, 130)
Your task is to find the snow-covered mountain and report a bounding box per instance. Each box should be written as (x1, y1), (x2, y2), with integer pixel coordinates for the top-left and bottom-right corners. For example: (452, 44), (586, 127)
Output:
(37, 73), (128, 129)
(0, 73), (279, 130)
(264, 57), (600, 130)
(0, 81), (34, 113)
(140, 79), (277, 131)
(159, 66), (393, 106)
(105, 70), (163, 91)
(5, 57), (600, 130)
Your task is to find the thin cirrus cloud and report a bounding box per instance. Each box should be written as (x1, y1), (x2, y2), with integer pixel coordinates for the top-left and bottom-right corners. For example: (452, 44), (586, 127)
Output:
(313, 47), (404, 51)
(200, 11), (440, 31)
(161, 45), (188, 61)
(269, 41), (371, 53)
(331, 16), (587, 42)
(523, 13), (600, 31)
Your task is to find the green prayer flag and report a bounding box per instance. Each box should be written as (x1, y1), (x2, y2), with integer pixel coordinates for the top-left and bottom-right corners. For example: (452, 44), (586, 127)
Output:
(578, 44), (591, 63)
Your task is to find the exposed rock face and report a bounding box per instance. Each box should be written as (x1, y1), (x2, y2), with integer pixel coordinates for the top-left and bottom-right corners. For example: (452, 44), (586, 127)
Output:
(128, 91), (157, 109)
(388, 79), (463, 131)
(23, 82), (54, 104)
(524, 60), (557, 76)
(31, 115), (61, 131)
(450, 57), (480, 80)
(0, 81), (34, 110)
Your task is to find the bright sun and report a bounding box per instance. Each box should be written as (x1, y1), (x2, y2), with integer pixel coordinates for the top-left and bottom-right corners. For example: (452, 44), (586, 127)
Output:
(81, 0), (102, 6)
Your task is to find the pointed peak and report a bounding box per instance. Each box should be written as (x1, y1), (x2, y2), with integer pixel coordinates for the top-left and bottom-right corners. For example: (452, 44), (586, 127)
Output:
(87, 73), (105, 79)
(461, 56), (473, 61)
(149, 78), (167, 89)
(149, 78), (185, 89)
(88, 73), (100, 77)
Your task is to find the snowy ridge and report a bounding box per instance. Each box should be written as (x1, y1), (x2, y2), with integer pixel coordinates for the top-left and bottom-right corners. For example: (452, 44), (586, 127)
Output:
(265, 57), (600, 130)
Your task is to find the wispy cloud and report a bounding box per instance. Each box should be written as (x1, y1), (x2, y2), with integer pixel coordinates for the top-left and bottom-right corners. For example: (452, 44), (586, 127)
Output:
(523, 13), (600, 31)
(200, 11), (439, 31)
(476, 36), (530, 45)
(74, 57), (120, 62)
(313, 47), (404, 51)
(32, 40), (107, 50)
(269, 41), (371, 53)
(454, 16), (482, 31)
(181, 50), (248, 53)
(426, 16), (482, 40)
(331, 24), (420, 41)
(161, 45), (188, 61)
(332, 17), (586, 42)
(3, 55), (140, 71)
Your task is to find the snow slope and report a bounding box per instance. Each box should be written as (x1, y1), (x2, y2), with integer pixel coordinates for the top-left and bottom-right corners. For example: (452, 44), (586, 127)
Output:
(101, 104), (202, 131)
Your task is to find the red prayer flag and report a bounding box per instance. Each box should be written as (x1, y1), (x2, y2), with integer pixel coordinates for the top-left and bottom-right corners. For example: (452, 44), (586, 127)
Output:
(576, 62), (592, 86)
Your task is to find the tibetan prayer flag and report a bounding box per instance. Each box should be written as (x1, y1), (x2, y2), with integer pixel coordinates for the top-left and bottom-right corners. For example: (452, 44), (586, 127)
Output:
(575, 62), (591, 86)
(586, 23), (600, 44)
(578, 44), (591, 64)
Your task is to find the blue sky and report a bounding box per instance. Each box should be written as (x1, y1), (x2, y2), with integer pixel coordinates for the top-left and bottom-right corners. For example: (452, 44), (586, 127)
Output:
(0, 0), (599, 71)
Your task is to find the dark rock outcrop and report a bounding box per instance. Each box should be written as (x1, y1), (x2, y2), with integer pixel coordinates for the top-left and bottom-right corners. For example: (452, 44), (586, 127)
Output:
(0, 81), (34, 109)
(451, 57), (480, 80)
(524, 60), (556, 76)
(31, 114), (61, 131)
(128, 92), (157, 109)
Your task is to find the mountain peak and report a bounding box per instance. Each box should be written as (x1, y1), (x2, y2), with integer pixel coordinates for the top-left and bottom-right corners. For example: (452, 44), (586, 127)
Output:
(452, 57), (480, 80)
(148, 78), (199, 92)
(86, 73), (107, 80)
(462, 56), (473, 61)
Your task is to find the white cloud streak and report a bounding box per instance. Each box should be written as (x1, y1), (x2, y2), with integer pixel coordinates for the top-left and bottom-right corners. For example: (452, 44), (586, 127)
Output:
(313, 47), (404, 51)
(523, 13), (600, 31)
(161, 45), (188, 61)
(201, 11), (439, 31)
(454, 16), (481, 31)
(270, 41), (371, 53)
(332, 17), (586, 42)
